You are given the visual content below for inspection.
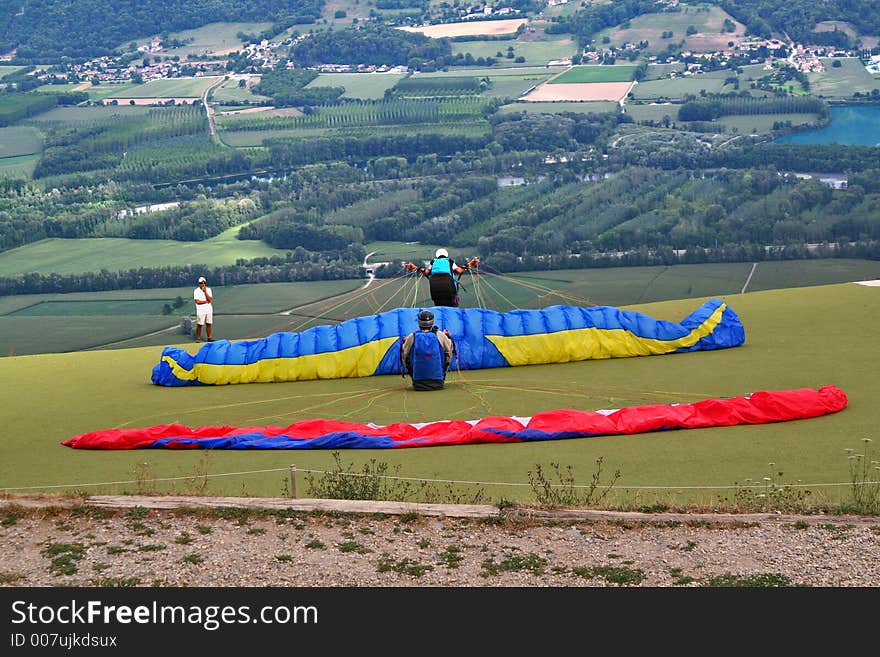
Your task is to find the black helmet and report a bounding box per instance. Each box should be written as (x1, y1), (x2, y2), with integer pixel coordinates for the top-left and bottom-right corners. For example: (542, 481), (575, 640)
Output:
(417, 310), (435, 329)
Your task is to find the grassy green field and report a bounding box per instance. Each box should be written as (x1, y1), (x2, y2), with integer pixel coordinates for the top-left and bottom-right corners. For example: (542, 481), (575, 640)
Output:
(486, 259), (880, 309)
(419, 66), (553, 78)
(210, 77), (272, 104)
(550, 65), (636, 84)
(128, 22), (273, 59)
(0, 153), (39, 179)
(0, 282), (877, 508)
(0, 126), (42, 158)
(26, 105), (152, 123)
(598, 4), (745, 53)
(322, 0), (373, 25)
(0, 65), (25, 79)
(484, 74), (556, 99)
(79, 83), (141, 102)
(0, 227), (289, 277)
(716, 113), (822, 134)
(0, 280), (365, 356)
(499, 101), (619, 114)
(106, 77), (220, 99)
(4, 258), (879, 357)
(809, 58), (880, 98)
(33, 83), (85, 94)
(451, 38), (577, 67)
(8, 298), (184, 316)
(642, 63), (685, 80)
(624, 102), (680, 123)
(624, 105), (822, 132)
(306, 73), (406, 99)
(630, 73), (732, 100)
(537, 1), (581, 19)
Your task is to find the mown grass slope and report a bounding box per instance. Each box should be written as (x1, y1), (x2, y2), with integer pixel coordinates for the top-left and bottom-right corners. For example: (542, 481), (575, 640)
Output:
(0, 282), (876, 507)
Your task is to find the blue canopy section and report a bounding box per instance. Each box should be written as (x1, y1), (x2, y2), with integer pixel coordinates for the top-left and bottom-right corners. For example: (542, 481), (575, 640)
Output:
(151, 299), (745, 386)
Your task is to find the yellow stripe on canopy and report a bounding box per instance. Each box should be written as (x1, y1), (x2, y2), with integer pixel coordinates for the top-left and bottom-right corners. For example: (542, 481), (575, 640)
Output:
(160, 336), (400, 385)
(488, 303), (727, 366)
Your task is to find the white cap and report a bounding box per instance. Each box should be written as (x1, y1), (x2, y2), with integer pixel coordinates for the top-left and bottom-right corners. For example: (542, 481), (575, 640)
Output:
(435, 248), (448, 258)
(198, 276), (206, 283)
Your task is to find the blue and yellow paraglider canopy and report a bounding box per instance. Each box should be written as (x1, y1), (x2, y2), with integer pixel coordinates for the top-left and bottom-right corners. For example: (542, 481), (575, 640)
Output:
(151, 299), (745, 387)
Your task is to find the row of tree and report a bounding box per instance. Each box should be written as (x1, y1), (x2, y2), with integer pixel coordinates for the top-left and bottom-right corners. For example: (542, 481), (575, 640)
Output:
(678, 96), (827, 122)
(0, 250), (364, 296)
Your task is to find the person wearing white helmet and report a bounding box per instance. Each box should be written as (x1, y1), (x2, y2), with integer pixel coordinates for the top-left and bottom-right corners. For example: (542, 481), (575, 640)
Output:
(404, 248), (479, 307)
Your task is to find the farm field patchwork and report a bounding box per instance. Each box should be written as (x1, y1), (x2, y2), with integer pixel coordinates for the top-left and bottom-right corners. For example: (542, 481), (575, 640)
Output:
(216, 96), (492, 145)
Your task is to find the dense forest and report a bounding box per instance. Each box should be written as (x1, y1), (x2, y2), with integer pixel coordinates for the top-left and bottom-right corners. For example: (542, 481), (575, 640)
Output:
(0, 0), (324, 61)
(288, 24), (452, 70)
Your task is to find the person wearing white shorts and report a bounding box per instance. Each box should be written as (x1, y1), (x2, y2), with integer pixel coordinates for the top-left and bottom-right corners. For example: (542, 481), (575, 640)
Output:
(194, 276), (214, 342)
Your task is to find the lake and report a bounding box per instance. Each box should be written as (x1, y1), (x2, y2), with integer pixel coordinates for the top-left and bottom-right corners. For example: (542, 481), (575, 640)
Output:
(775, 105), (880, 146)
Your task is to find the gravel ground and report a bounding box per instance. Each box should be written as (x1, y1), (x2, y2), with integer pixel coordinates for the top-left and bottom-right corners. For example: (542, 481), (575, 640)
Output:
(2, 504), (879, 587)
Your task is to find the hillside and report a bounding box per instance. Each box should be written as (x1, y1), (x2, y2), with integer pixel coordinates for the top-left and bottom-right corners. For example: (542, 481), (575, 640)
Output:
(0, 1), (878, 300)
(0, 282), (876, 510)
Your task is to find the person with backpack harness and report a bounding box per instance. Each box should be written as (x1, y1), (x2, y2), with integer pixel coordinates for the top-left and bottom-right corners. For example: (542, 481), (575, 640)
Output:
(400, 310), (456, 391)
(405, 248), (479, 307)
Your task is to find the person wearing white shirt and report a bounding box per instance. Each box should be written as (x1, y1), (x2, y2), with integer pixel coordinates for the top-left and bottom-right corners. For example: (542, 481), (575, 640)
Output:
(193, 276), (214, 342)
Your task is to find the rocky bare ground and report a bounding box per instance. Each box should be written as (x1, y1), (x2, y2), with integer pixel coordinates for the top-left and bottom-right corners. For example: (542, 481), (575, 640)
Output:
(2, 499), (880, 588)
